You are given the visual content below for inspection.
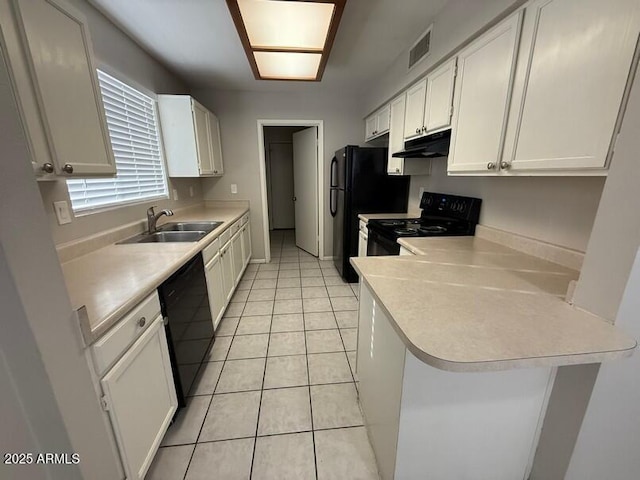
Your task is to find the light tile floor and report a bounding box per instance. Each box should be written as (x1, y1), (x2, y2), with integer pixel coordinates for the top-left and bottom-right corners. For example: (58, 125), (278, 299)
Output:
(147, 230), (379, 480)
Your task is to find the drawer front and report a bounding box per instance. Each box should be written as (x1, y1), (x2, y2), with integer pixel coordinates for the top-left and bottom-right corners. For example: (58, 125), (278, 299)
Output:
(241, 213), (249, 225)
(202, 237), (221, 264)
(232, 220), (241, 234)
(91, 292), (161, 377)
(219, 227), (231, 245)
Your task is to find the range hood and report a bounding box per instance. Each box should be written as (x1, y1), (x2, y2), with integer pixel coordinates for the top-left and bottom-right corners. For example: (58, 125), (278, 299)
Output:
(392, 129), (451, 158)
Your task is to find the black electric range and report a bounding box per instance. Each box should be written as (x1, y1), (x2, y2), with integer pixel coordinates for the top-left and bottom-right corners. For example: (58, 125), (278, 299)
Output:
(366, 192), (482, 256)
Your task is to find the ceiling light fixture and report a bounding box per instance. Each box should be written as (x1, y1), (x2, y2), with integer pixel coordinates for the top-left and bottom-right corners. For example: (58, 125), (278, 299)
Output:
(226, 0), (347, 81)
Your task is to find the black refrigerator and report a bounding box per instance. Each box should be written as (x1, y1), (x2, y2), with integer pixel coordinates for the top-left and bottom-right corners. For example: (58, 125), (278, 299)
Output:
(330, 146), (410, 283)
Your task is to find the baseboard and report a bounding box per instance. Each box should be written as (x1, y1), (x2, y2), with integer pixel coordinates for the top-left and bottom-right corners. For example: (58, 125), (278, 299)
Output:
(249, 259), (266, 264)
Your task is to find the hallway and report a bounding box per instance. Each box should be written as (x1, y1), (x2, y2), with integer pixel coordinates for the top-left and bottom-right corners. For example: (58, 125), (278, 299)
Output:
(146, 230), (379, 479)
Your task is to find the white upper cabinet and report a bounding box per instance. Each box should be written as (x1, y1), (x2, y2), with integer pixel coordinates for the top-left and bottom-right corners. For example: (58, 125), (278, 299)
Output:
(447, 12), (523, 174)
(424, 58), (457, 133)
(403, 58), (456, 141)
(157, 95), (224, 177)
(403, 79), (427, 139)
(501, 0), (640, 174)
(388, 93), (431, 176)
(8, 0), (116, 177)
(364, 104), (391, 141)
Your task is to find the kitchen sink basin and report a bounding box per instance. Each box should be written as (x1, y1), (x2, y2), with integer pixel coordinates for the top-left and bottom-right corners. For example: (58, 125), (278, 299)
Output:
(118, 230), (207, 244)
(158, 221), (223, 233)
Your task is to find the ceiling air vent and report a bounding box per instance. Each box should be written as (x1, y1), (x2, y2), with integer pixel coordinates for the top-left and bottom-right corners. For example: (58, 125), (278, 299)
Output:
(409, 25), (432, 70)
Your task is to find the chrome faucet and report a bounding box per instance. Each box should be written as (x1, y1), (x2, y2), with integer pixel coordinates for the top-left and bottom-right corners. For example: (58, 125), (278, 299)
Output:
(147, 206), (174, 233)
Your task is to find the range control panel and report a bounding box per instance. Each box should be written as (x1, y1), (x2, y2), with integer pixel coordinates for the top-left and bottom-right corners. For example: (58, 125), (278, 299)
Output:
(420, 192), (482, 222)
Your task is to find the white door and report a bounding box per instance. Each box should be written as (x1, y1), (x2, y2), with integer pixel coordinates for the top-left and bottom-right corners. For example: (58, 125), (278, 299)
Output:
(447, 12), (523, 174)
(365, 115), (377, 140)
(502, 0), (640, 173)
(293, 127), (319, 256)
(242, 223), (252, 267)
(388, 94), (407, 175)
(220, 241), (234, 303)
(100, 316), (177, 480)
(268, 143), (295, 229)
(376, 105), (391, 135)
(404, 79), (427, 139)
(358, 231), (368, 257)
(424, 57), (457, 133)
(205, 253), (225, 330)
(231, 231), (244, 284)
(192, 101), (214, 175)
(208, 111), (224, 175)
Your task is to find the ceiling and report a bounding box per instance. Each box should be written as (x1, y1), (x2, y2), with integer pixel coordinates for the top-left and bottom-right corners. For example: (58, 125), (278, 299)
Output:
(90, 0), (449, 93)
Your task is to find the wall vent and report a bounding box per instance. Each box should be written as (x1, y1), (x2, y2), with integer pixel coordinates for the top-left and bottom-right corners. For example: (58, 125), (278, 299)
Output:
(409, 25), (433, 70)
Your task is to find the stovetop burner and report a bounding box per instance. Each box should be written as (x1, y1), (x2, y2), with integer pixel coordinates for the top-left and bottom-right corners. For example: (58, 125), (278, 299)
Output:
(419, 225), (448, 234)
(393, 227), (420, 236)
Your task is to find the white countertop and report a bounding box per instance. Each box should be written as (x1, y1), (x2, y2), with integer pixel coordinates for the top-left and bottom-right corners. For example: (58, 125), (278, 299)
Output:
(61, 206), (249, 345)
(357, 212), (421, 222)
(351, 237), (636, 372)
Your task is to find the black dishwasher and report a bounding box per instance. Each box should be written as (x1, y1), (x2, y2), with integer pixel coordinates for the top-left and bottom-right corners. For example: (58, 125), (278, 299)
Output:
(158, 253), (214, 409)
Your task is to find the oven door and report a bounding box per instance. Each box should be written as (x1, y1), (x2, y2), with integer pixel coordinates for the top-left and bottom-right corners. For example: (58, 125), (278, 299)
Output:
(367, 228), (400, 256)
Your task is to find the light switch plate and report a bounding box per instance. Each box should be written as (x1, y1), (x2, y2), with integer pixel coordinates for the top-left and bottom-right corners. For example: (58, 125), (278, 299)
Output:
(53, 201), (72, 225)
(231, 184), (238, 194)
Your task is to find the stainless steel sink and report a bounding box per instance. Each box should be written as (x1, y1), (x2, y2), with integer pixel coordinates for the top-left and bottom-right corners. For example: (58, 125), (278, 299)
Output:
(158, 221), (223, 233)
(118, 230), (207, 244)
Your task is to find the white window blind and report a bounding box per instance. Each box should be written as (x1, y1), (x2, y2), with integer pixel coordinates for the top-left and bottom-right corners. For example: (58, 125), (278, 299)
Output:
(67, 70), (168, 212)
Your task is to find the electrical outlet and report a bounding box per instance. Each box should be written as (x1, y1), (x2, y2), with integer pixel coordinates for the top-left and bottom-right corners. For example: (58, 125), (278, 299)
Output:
(231, 184), (238, 194)
(189, 186), (195, 197)
(172, 188), (179, 201)
(53, 201), (72, 225)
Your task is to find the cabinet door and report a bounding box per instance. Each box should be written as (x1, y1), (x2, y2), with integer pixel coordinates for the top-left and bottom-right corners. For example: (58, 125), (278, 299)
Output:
(424, 58), (457, 133)
(358, 231), (368, 257)
(231, 231), (244, 285)
(205, 254), (225, 330)
(376, 104), (390, 135)
(242, 223), (252, 267)
(208, 111), (224, 176)
(192, 101), (214, 175)
(220, 241), (235, 303)
(100, 316), (177, 480)
(14, 0), (116, 177)
(502, 0), (640, 173)
(365, 115), (377, 141)
(403, 79), (427, 139)
(387, 95), (406, 175)
(448, 12), (523, 174)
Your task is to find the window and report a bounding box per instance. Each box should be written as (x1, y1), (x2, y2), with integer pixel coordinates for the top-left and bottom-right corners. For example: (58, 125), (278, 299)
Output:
(67, 70), (168, 212)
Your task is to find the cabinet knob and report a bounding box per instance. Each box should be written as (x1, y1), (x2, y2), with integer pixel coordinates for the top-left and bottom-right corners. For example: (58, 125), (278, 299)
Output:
(395, 168), (400, 173)
(415, 128), (419, 134)
(41, 163), (55, 174)
(214, 170), (218, 173)
(422, 126), (426, 132)
(138, 316), (146, 328)
(487, 162), (496, 170)
(62, 164), (74, 174)
(500, 161), (512, 170)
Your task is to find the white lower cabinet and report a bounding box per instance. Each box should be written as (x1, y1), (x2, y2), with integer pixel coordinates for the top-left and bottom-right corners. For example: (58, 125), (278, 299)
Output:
(205, 252), (225, 330)
(231, 231), (244, 285)
(220, 240), (235, 303)
(357, 284), (556, 480)
(399, 246), (413, 256)
(100, 315), (177, 480)
(358, 231), (368, 257)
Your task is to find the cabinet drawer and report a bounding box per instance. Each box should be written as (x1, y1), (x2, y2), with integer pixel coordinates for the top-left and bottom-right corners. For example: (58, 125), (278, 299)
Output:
(219, 227), (231, 245)
(241, 213), (249, 225)
(202, 237), (221, 264)
(232, 220), (241, 234)
(91, 293), (161, 376)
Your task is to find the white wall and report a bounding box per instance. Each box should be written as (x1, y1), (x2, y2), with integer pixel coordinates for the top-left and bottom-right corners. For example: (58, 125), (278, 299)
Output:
(34, 0), (201, 246)
(193, 89), (363, 260)
(408, 163), (605, 252)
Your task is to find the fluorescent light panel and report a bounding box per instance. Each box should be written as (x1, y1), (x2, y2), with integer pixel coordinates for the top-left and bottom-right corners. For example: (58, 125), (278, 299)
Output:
(254, 51), (322, 80)
(227, 0), (346, 81)
(238, 0), (334, 50)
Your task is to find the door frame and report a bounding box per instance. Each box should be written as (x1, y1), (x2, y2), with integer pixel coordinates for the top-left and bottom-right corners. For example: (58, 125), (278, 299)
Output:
(257, 119), (325, 262)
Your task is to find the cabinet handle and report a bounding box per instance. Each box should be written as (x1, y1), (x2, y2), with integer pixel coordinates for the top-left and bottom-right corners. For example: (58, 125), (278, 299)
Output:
(62, 164), (74, 174)
(500, 161), (512, 170)
(487, 162), (496, 170)
(41, 163), (55, 174)
(138, 317), (146, 328)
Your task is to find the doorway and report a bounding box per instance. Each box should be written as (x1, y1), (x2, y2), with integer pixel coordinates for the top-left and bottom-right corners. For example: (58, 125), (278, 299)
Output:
(258, 120), (325, 263)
